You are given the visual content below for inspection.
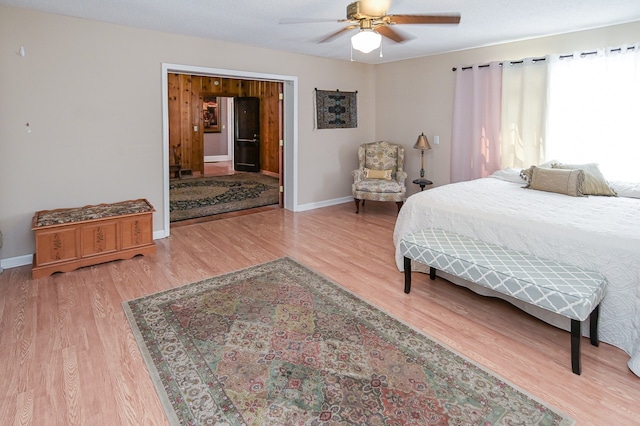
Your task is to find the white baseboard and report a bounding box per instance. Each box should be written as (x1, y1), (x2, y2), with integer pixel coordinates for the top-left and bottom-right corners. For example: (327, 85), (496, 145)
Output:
(0, 254), (33, 270)
(205, 155), (229, 162)
(295, 196), (352, 212)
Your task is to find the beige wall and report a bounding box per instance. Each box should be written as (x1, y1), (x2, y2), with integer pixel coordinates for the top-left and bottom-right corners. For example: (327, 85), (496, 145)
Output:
(0, 5), (376, 261)
(1, 4), (639, 265)
(376, 20), (640, 196)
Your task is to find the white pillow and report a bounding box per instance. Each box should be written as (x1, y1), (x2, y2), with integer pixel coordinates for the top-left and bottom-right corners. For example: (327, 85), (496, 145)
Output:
(610, 181), (640, 199)
(490, 168), (527, 183)
(537, 159), (560, 169)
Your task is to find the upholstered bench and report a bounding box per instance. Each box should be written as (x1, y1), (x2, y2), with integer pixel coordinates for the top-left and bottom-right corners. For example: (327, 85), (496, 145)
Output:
(400, 228), (607, 375)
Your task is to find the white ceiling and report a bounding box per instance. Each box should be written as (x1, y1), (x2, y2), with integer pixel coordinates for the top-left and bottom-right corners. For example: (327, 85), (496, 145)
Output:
(4, 0), (640, 64)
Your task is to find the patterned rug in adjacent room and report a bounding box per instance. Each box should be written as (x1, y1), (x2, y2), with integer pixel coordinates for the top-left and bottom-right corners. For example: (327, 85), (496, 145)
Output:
(169, 173), (279, 222)
(123, 258), (574, 426)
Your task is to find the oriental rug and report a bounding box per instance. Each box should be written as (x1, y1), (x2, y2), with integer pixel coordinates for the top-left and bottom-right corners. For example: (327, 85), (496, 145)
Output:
(314, 89), (357, 129)
(123, 257), (574, 426)
(169, 173), (278, 222)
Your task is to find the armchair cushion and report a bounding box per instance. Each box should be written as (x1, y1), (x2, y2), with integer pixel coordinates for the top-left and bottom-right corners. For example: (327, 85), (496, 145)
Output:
(354, 179), (404, 193)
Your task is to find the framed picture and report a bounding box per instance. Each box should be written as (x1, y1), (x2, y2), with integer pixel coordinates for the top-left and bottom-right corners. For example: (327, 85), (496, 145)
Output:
(202, 95), (220, 133)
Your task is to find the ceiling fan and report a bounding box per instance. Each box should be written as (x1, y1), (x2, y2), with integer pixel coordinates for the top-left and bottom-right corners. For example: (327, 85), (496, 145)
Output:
(282, 1), (461, 54)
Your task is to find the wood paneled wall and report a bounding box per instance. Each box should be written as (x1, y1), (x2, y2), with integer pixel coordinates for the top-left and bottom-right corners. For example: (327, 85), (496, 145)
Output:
(168, 74), (283, 175)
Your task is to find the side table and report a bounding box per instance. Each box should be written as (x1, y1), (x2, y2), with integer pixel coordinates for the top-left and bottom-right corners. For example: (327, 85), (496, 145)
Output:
(412, 178), (433, 191)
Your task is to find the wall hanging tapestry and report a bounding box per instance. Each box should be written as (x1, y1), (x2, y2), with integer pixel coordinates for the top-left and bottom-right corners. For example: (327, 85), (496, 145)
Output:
(315, 89), (357, 129)
(169, 173), (279, 222)
(123, 257), (573, 426)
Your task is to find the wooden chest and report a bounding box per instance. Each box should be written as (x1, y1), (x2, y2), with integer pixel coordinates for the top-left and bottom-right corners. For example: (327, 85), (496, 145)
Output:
(31, 199), (156, 279)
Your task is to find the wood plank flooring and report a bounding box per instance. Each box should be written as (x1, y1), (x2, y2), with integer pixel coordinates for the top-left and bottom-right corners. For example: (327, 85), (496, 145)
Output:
(1, 202), (638, 425)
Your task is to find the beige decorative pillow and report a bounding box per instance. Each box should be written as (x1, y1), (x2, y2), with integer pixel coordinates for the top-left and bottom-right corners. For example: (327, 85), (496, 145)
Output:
(520, 161), (555, 183)
(520, 165), (535, 183)
(551, 163), (617, 196)
(363, 168), (392, 180)
(526, 166), (585, 197)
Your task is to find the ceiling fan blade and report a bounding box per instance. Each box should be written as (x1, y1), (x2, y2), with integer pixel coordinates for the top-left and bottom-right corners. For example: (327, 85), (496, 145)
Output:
(376, 25), (410, 43)
(318, 25), (358, 43)
(388, 14), (461, 25)
(279, 18), (344, 25)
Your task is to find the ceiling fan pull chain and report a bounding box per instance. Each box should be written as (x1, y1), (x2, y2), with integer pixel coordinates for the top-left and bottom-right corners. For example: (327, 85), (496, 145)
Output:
(380, 38), (383, 58)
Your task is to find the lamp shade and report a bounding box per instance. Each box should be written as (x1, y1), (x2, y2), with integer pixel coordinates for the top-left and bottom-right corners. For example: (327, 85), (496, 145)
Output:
(351, 30), (382, 53)
(413, 133), (432, 150)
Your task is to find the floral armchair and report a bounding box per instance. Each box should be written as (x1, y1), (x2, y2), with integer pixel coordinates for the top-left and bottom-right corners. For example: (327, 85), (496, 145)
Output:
(352, 141), (407, 213)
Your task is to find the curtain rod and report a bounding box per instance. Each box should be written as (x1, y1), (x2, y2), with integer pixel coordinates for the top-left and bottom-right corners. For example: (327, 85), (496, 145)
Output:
(451, 45), (636, 71)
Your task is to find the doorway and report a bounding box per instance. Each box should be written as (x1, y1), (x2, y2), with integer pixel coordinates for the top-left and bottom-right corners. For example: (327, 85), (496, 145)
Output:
(204, 97), (233, 165)
(161, 64), (298, 237)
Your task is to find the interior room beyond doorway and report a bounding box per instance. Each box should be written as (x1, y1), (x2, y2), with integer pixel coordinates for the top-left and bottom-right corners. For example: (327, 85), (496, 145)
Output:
(167, 73), (284, 226)
(161, 64), (298, 237)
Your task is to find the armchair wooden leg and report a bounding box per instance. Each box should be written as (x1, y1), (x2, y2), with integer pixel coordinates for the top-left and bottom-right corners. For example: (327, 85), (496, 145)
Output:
(354, 198), (360, 214)
(396, 201), (403, 213)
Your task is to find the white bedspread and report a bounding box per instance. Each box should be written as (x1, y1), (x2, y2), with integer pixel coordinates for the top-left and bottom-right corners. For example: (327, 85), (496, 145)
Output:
(393, 176), (640, 376)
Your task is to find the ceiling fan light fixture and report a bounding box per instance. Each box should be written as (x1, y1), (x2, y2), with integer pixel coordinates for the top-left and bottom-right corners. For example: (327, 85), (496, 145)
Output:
(351, 29), (381, 53)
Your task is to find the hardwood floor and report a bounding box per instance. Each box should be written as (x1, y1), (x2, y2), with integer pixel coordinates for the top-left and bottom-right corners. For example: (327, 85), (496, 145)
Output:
(1, 202), (638, 425)
(203, 160), (235, 176)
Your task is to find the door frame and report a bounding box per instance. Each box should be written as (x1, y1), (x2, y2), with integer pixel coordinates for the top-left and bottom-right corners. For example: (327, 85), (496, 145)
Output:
(161, 63), (298, 237)
(227, 97), (234, 164)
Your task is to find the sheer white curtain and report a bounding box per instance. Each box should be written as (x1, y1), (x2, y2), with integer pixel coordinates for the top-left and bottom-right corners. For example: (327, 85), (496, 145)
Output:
(546, 44), (640, 182)
(500, 58), (549, 169)
(450, 62), (502, 183)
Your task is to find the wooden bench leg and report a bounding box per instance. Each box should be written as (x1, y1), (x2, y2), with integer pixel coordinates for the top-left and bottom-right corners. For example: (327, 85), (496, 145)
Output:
(404, 261), (438, 293)
(590, 304), (600, 347)
(571, 305), (600, 375)
(571, 319), (581, 375)
(429, 267), (436, 280)
(404, 256), (412, 293)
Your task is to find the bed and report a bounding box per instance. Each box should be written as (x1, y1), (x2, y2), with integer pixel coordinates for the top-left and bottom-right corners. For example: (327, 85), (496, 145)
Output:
(393, 168), (640, 376)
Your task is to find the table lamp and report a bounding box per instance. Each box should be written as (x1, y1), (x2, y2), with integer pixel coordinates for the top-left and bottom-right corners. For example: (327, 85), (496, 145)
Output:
(413, 133), (432, 178)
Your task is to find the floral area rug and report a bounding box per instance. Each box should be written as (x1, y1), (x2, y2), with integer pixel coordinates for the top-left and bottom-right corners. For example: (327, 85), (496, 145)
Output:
(123, 258), (574, 426)
(169, 173), (278, 222)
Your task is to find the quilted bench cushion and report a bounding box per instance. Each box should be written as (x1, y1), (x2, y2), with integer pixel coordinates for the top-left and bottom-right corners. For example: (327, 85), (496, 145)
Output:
(34, 199), (154, 227)
(400, 228), (607, 322)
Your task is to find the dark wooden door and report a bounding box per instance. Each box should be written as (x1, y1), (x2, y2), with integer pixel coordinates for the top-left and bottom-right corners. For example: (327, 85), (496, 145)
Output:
(234, 97), (260, 172)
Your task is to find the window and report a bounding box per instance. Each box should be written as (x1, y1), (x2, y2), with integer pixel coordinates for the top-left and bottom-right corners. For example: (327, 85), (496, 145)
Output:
(546, 47), (640, 182)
